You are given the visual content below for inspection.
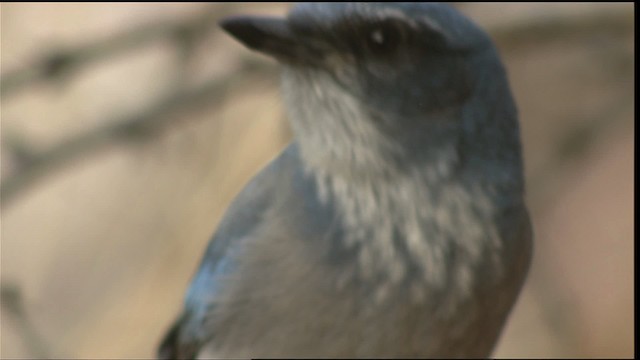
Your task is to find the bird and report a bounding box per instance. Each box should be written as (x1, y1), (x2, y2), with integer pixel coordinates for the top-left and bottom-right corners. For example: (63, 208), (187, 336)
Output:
(158, 2), (532, 358)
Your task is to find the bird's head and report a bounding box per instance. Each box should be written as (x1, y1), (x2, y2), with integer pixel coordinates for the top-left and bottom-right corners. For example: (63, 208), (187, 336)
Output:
(221, 3), (521, 184)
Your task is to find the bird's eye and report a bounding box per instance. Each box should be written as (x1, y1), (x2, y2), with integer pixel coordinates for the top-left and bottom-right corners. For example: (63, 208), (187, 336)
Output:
(363, 21), (405, 55)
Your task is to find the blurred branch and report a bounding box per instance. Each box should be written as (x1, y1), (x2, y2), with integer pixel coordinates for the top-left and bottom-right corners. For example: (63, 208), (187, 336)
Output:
(488, 6), (633, 49)
(0, 3), (235, 97)
(0, 57), (274, 209)
(1, 284), (52, 358)
(528, 94), (634, 205)
(1, 3), (277, 208)
(524, 93), (633, 351)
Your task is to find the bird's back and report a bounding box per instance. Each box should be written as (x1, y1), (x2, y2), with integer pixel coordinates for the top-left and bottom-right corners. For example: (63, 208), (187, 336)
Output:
(160, 144), (532, 358)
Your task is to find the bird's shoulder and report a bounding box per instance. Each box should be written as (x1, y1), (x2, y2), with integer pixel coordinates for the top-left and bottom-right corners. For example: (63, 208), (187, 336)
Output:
(157, 143), (302, 359)
(204, 143), (301, 260)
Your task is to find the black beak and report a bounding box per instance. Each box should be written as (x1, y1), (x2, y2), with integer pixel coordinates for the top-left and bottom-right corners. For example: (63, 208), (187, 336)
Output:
(219, 16), (323, 64)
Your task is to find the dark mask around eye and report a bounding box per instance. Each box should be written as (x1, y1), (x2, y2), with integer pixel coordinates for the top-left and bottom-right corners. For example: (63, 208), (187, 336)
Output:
(362, 20), (406, 56)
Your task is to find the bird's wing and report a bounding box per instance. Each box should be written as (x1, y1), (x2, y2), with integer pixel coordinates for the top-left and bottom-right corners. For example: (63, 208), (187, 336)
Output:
(157, 144), (298, 359)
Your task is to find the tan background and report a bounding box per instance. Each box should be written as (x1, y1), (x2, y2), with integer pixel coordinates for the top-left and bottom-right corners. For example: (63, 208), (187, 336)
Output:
(0, 3), (634, 359)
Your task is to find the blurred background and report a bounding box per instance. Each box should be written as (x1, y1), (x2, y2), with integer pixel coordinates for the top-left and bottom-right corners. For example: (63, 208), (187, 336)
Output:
(0, 3), (633, 359)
